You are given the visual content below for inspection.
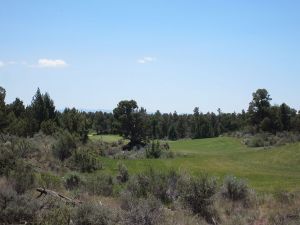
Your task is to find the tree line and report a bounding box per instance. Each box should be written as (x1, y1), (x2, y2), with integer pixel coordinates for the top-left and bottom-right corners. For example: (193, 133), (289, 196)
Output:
(1, 86), (300, 146)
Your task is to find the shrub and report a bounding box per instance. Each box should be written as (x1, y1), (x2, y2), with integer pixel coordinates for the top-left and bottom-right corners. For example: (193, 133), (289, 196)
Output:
(146, 141), (173, 159)
(85, 173), (114, 196)
(72, 202), (115, 225)
(245, 135), (266, 147)
(274, 191), (295, 204)
(126, 168), (180, 204)
(180, 174), (218, 224)
(64, 173), (81, 190)
(52, 130), (76, 161)
(146, 141), (162, 158)
(243, 132), (300, 148)
(127, 173), (150, 198)
(71, 147), (102, 172)
(38, 203), (71, 225)
(38, 172), (62, 190)
(222, 176), (249, 201)
(10, 161), (35, 194)
(146, 169), (180, 204)
(0, 145), (16, 176)
(121, 195), (165, 225)
(117, 162), (129, 183)
(41, 120), (57, 135)
(11, 138), (36, 158)
(0, 182), (39, 224)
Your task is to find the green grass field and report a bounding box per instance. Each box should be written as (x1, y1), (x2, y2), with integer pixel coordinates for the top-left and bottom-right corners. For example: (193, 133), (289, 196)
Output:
(93, 135), (300, 192)
(89, 134), (123, 143)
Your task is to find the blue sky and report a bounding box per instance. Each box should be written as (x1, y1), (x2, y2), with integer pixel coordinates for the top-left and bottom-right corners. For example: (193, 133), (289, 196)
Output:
(1, 1), (300, 113)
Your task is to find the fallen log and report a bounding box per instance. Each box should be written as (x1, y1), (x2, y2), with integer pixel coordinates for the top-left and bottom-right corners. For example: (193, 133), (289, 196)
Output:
(36, 188), (82, 206)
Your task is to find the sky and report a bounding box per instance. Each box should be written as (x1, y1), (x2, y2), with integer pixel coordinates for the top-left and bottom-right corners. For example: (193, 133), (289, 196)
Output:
(1, 0), (300, 113)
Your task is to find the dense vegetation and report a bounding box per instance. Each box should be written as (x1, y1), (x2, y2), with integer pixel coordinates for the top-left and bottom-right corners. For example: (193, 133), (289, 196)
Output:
(1, 86), (300, 146)
(0, 86), (300, 224)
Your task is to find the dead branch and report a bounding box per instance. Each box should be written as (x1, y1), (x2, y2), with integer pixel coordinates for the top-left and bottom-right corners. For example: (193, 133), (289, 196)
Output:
(36, 188), (82, 206)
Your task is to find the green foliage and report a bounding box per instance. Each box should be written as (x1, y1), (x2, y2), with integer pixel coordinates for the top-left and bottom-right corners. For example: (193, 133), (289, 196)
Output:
(38, 204), (71, 225)
(0, 145), (16, 176)
(120, 195), (165, 225)
(59, 107), (88, 134)
(52, 130), (76, 161)
(146, 140), (174, 159)
(11, 138), (35, 158)
(260, 117), (273, 132)
(222, 176), (249, 201)
(73, 202), (115, 225)
(168, 125), (178, 140)
(0, 86), (6, 110)
(7, 116), (29, 137)
(117, 162), (129, 183)
(85, 173), (114, 196)
(8, 97), (25, 117)
(0, 186), (39, 224)
(71, 147), (102, 172)
(113, 100), (148, 147)
(127, 173), (150, 198)
(244, 132), (300, 148)
(64, 173), (81, 190)
(248, 88), (272, 128)
(38, 172), (62, 189)
(180, 174), (218, 223)
(41, 119), (57, 135)
(10, 161), (35, 194)
(146, 140), (172, 159)
(245, 134), (268, 147)
(0, 141), (36, 193)
(0, 86), (8, 139)
(127, 169), (180, 204)
(146, 140), (162, 158)
(30, 88), (56, 130)
(93, 111), (113, 134)
(2, 86), (300, 145)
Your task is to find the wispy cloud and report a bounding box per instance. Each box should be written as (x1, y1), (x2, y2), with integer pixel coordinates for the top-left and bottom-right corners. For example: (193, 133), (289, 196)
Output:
(0, 59), (68, 69)
(0, 60), (18, 68)
(137, 56), (156, 64)
(32, 58), (68, 68)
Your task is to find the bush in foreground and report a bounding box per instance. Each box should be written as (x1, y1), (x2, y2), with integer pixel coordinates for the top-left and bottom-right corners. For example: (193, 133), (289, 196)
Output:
(71, 147), (102, 172)
(73, 202), (115, 225)
(126, 168), (180, 204)
(180, 174), (219, 224)
(121, 194), (165, 225)
(52, 130), (76, 161)
(0, 181), (39, 224)
(64, 172), (81, 190)
(85, 173), (114, 196)
(221, 175), (249, 201)
(117, 162), (129, 183)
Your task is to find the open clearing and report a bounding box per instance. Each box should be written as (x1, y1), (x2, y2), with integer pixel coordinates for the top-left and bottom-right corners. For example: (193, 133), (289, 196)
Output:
(97, 135), (300, 192)
(89, 134), (123, 142)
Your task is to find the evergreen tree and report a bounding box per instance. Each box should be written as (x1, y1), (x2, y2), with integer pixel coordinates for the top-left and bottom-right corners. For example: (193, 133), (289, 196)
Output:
(113, 100), (148, 147)
(248, 89), (272, 129)
(43, 92), (56, 120)
(177, 115), (187, 138)
(168, 125), (178, 140)
(8, 98), (25, 118)
(0, 87), (8, 140)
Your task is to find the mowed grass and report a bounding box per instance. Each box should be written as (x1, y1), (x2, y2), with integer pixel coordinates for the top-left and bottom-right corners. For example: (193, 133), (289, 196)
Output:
(96, 136), (300, 192)
(89, 134), (123, 143)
